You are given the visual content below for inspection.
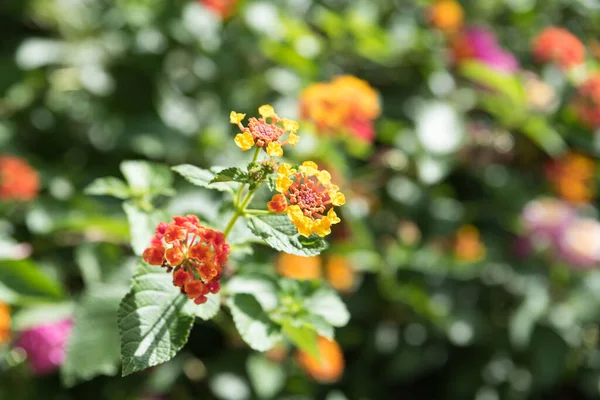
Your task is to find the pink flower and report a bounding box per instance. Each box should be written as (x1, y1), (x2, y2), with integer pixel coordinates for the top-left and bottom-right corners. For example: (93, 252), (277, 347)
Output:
(16, 319), (73, 375)
(521, 197), (575, 243)
(452, 27), (519, 72)
(557, 218), (600, 269)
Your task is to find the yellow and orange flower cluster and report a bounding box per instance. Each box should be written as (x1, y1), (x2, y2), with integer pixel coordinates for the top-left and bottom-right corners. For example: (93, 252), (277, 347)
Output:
(0, 302), (10, 345)
(142, 215), (230, 305)
(275, 253), (356, 292)
(546, 152), (596, 205)
(299, 76), (380, 142)
(268, 162), (345, 237)
(0, 155), (40, 202)
(428, 0), (464, 33)
(230, 105), (299, 158)
(296, 336), (344, 383)
(454, 225), (486, 262)
(532, 27), (585, 70)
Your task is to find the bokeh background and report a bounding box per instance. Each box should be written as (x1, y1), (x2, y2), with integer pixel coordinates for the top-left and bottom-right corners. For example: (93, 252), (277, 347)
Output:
(2, 0), (600, 399)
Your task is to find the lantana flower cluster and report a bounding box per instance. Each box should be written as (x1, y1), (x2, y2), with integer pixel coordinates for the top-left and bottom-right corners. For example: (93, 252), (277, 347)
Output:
(532, 27), (585, 70)
(545, 152), (596, 205)
(0, 155), (40, 202)
(142, 215), (230, 304)
(299, 76), (381, 143)
(268, 161), (345, 237)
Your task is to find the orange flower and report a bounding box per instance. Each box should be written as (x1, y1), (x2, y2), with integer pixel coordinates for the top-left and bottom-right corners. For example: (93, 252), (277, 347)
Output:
(300, 76), (380, 142)
(142, 215), (230, 304)
(454, 225), (486, 262)
(573, 75), (600, 129)
(428, 0), (464, 33)
(325, 255), (354, 293)
(532, 27), (585, 70)
(296, 336), (344, 383)
(0, 155), (40, 202)
(546, 152), (596, 204)
(0, 302), (10, 345)
(276, 253), (322, 280)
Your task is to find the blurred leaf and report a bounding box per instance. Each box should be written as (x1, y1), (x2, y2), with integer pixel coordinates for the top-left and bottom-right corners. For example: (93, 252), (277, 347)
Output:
(226, 274), (279, 312)
(509, 279), (549, 349)
(120, 160), (173, 195)
(172, 164), (235, 193)
(84, 177), (131, 199)
(281, 321), (319, 358)
(12, 302), (73, 330)
(118, 263), (195, 376)
(247, 214), (328, 257)
(304, 287), (350, 328)
(123, 202), (168, 256)
(0, 260), (64, 304)
(521, 116), (567, 157)
(459, 61), (526, 105)
(194, 293), (221, 321)
(228, 293), (281, 352)
(62, 283), (129, 386)
(246, 354), (286, 399)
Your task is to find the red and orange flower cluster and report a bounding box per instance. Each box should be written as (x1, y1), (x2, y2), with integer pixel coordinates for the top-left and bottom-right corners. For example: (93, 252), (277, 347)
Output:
(573, 75), (600, 128)
(142, 215), (230, 304)
(532, 27), (585, 70)
(0, 155), (40, 202)
(546, 152), (596, 205)
(199, 0), (237, 19)
(300, 76), (380, 143)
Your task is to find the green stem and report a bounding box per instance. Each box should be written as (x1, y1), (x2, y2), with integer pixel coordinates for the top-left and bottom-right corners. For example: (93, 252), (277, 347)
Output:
(244, 209), (271, 215)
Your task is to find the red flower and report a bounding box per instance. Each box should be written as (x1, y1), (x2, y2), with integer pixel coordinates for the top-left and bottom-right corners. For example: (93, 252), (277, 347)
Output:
(142, 215), (230, 304)
(573, 75), (600, 128)
(200, 0), (237, 19)
(0, 155), (40, 202)
(532, 27), (585, 70)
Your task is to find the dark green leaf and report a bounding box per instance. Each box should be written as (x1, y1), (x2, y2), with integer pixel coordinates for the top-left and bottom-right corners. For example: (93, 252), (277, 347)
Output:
(0, 260), (64, 304)
(247, 214), (328, 256)
(210, 167), (250, 184)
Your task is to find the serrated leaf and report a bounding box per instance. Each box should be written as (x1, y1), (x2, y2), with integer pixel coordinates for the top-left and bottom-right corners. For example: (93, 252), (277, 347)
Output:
(194, 293), (221, 320)
(123, 203), (168, 256)
(210, 167), (250, 184)
(0, 260), (64, 304)
(281, 321), (319, 358)
(172, 164), (234, 193)
(226, 274), (279, 312)
(246, 355), (286, 399)
(62, 284), (128, 386)
(120, 160), (173, 194)
(84, 177), (131, 199)
(228, 294), (281, 351)
(118, 263), (195, 376)
(305, 287), (349, 327)
(247, 215), (328, 257)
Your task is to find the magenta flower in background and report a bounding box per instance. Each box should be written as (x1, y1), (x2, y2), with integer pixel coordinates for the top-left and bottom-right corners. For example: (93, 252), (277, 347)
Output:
(521, 197), (575, 243)
(16, 318), (73, 375)
(557, 218), (600, 269)
(453, 26), (519, 73)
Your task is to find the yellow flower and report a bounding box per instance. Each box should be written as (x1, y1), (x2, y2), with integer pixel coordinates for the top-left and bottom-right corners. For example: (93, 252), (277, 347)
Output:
(288, 132), (299, 146)
(258, 104), (276, 119)
(270, 161), (345, 237)
(230, 111), (246, 124)
(266, 142), (283, 157)
(282, 118), (299, 133)
(234, 131), (255, 151)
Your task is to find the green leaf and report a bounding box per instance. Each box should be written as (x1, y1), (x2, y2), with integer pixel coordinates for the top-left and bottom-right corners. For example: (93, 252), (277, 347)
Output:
(118, 263), (195, 376)
(459, 61), (526, 105)
(228, 294), (281, 352)
(194, 293), (221, 320)
(247, 214), (328, 257)
(172, 164), (234, 193)
(305, 287), (350, 328)
(281, 321), (320, 358)
(120, 160), (173, 194)
(12, 303), (73, 330)
(84, 177), (131, 199)
(123, 203), (168, 256)
(246, 354), (286, 399)
(522, 117), (567, 157)
(210, 167), (250, 184)
(0, 260), (64, 304)
(226, 274), (279, 311)
(62, 284), (129, 386)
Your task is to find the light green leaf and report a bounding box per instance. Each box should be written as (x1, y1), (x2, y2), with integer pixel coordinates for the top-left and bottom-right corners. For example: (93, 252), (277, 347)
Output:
(118, 263), (195, 376)
(62, 284), (129, 386)
(194, 293), (221, 320)
(172, 164), (234, 193)
(120, 160), (173, 194)
(12, 302), (73, 330)
(459, 61), (526, 105)
(522, 117), (567, 157)
(305, 287), (350, 328)
(246, 354), (286, 399)
(228, 294), (281, 352)
(247, 215), (328, 257)
(281, 321), (319, 358)
(123, 203), (168, 256)
(84, 177), (131, 199)
(0, 260), (64, 304)
(210, 167), (250, 184)
(226, 274), (279, 312)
